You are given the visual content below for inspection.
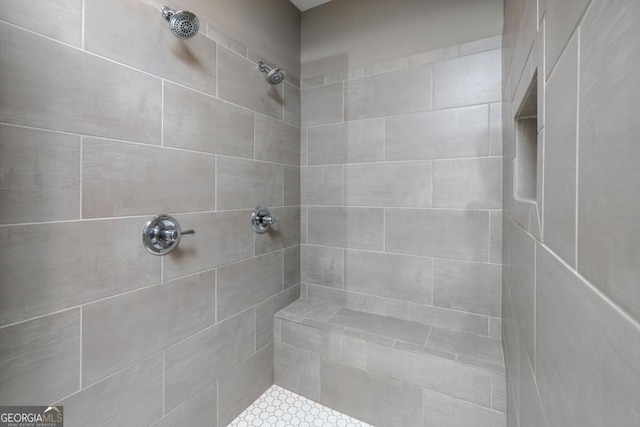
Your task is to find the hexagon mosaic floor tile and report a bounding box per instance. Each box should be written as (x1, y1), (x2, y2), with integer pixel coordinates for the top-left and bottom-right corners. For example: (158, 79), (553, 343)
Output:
(228, 385), (373, 427)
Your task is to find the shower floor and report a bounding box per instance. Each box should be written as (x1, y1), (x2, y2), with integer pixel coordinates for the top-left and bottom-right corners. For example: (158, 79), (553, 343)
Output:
(228, 385), (372, 427)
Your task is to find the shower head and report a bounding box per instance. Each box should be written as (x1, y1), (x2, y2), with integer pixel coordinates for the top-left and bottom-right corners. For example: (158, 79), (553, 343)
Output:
(161, 6), (199, 39)
(258, 61), (286, 85)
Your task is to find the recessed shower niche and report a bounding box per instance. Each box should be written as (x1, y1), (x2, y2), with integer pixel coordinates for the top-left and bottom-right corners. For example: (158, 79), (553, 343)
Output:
(514, 71), (539, 202)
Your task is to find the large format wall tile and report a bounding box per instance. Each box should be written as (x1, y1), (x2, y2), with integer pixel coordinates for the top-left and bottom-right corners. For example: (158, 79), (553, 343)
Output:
(217, 157), (283, 210)
(163, 211), (254, 281)
(0, 309), (79, 405)
(0, 125), (80, 224)
(0, 218), (160, 326)
(385, 105), (489, 161)
(577, 0), (640, 320)
(344, 162), (432, 208)
(386, 209), (489, 261)
(82, 270), (216, 386)
(217, 252), (283, 321)
(536, 244), (640, 427)
(256, 286), (300, 349)
(62, 355), (163, 427)
(344, 65), (433, 120)
(344, 250), (432, 304)
(301, 166), (343, 206)
(433, 158), (502, 209)
(85, 0), (216, 94)
(275, 342), (321, 402)
(509, 223), (535, 364)
(433, 258), (501, 317)
(308, 207), (384, 250)
(164, 309), (256, 412)
(301, 245), (343, 288)
(0, 23), (161, 144)
(301, 83), (343, 127)
(218, 47), (283, 120)
(422, 389), (505, 427)
(283, 246), (301, 288)
(284, 83), (301, 127)
(163, 82), (254, 158)
(0, 0), (82, 46)
(255, 114), (300, 166)
(153, 381), (217, 427)
(82, 138), (215, 218)
(284, 166), (301, 206)
(434, 50), (501, 109)
(367, 343), (492, 407)
(255, 206), (301, 254)
(545, 0), (591, 78)
(321, 359), (422, 427)
(308, 119), (384, 165)
(544, 33), (578, 266)
(218, 343), (274, 426)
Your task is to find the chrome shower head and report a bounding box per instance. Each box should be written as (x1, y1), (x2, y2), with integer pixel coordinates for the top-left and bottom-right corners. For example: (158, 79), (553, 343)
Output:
(258, 61), (286, 85)
(161, 6), (199, 39)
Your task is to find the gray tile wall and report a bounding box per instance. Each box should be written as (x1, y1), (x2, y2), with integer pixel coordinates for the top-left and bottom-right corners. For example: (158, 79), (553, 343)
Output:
(300, 37), (503, 340)
(0, 1), (300, 425)
(502, 1), (640, 426)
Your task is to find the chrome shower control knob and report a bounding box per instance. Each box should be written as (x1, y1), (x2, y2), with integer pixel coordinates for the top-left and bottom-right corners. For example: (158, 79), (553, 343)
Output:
(142, 214), (195, 255)
(252, 206), (279, 234)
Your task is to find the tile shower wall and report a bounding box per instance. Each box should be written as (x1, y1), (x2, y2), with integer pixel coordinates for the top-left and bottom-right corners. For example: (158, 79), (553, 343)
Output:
(300, 37), (503, 338)
(0, 1), (300, 426)
(502, 0), (640, 426)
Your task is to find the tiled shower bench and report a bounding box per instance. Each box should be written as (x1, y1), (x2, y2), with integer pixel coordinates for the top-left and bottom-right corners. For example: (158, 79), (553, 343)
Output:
(274, 299), (506, 427)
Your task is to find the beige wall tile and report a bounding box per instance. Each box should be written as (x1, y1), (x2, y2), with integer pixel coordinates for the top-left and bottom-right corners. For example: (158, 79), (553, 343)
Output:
(218, 343), (274, 426)
(163, 210), (254, 281)
(218, 46), (284, 120)
(385, 105), (489, 161)
(164, 309), (256, 412)
(163, 82), (254, 158)
(61, 355), (163, 427)
(577, 0), (640, 320)
(301, 82), (343, 127)
(217, 252), (283, 321)
(0, 309), (79, 405)
(433, 158), (502, 209)
(217, 157), (283, 210)
(386, 208), (489, 261)
(308, 119), (384, 165)
(0, 0), (82, 46)
(255, 114), (300, 165)
(82, 270), (216, 386)
(85, 0), (216, 94)
(308, 207), (384, 250)
(0, 23), (161, 144)
(0, 125), (80, 224)
(344, 64), (433, 120)
(0, 218), (160, 326)
(301, 166), (343, 206)
(301, 244), (343, 288)
(82, 138), (215, 218)
(344, 162), (432, 208)
(544, 33), (578, 266)
(433, 258), (501, 317)
(434, 49), (501, 109)
(344, 250), (432, 304)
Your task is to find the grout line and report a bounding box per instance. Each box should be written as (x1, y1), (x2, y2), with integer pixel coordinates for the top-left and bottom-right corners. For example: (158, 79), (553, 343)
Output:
(160, 80), (165, 146)
(79, 137), (83, 219)
(574, 28), (581, 270)
(79, 306), (83, 390)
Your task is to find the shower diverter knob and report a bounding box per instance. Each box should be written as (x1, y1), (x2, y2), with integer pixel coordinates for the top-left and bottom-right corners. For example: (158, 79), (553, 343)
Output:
(252, 206), (279, 234)
(142, 214), (194, 255)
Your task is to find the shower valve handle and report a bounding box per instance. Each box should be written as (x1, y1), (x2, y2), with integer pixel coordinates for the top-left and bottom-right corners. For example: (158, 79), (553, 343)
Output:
(142, 214), (195, 255)
(252, 206), (279, 234)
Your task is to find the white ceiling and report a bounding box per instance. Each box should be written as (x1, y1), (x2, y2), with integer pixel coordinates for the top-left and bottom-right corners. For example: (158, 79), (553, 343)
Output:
(289, 0), (334, 12)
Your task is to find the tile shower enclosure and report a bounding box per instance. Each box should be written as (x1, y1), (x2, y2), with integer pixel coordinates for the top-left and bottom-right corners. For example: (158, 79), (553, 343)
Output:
(1, 0), (638, 426)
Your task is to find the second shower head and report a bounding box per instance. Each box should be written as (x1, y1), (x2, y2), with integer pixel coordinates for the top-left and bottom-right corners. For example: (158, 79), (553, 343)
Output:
(258, 61), (286, 85)
(161, 6), (199, 39)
